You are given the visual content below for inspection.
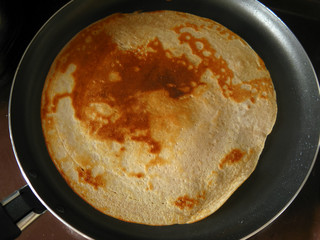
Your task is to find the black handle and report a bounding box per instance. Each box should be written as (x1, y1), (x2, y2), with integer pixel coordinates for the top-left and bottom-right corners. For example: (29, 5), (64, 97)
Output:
(0, 185), (46, 239)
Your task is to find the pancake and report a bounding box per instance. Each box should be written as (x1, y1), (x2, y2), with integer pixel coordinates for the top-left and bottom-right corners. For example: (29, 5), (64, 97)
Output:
(41, 10), (277, 225)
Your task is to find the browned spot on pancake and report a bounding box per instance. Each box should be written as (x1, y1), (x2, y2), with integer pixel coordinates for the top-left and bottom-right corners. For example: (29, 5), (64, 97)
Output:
(172, 22), (204, 33)
(222, 77), (274, 103)
(145, 156), (167, 170)
(207, 171), (217, 186)
(121, 166), (145, 178)
(128, 172), (145, 178)
(174, 192), (206, 210)
(197, 190), (206, 200)
(115, 146), (126, 158)
(174, 26), (273, 104)
(174, 195), (198, 210)
(43, 116), (55, 132)
(219, 149), (246, 169)
(77, 156), (93, 167)
(147, 181), (154, 190)
(52, 93), (71, 112)
(41, 83), (52, 119)
(216, 25), (241, 41)
(131, 134), (161, 154)
(77, 167), (105, 190)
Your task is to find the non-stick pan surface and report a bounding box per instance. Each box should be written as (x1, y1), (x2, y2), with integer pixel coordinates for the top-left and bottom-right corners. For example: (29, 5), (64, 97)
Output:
(9, 0), (320, 239)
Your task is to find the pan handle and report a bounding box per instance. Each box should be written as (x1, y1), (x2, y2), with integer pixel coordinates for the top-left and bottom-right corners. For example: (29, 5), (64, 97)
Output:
(0, 185), (46, 239)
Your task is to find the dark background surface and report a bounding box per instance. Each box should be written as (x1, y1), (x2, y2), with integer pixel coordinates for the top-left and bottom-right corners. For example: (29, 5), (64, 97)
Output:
(0, 0), (319, 239)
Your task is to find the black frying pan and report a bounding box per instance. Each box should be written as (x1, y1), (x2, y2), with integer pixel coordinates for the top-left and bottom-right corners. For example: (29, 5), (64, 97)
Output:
(7, 0), (320, 239)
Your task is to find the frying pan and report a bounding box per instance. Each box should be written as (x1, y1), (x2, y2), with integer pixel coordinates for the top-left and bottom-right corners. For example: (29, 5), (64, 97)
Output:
(6, 0), (320, 239)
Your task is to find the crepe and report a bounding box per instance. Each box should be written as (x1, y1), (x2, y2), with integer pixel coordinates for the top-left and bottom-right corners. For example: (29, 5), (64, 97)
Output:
(41, 10), (277, 225)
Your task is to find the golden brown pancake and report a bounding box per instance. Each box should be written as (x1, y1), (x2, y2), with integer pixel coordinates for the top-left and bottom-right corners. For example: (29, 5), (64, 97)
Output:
(41, 10), (277, 225)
